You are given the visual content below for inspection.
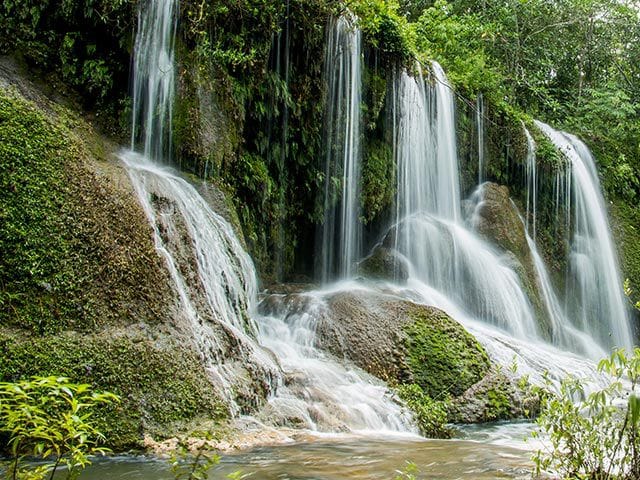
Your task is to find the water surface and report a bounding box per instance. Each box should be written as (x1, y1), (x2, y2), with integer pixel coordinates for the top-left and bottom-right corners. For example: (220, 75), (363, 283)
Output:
(79, 431), (535, 479)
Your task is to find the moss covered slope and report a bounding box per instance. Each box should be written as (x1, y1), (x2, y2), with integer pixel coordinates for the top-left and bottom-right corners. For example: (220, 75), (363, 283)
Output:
(0, 74), (228, 449)
(0, 85), (175, 333)
(0, 330), (226, 449)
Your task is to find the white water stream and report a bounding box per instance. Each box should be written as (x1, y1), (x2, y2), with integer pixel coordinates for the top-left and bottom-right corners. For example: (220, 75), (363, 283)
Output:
(524, 126), (537, 240)
(125, 3), (412, 433)
(319, 15), (363, 281)
(391, 64), (538, 340)
(130, 0), (177, 160)
(535, 121), (632, 352)
(476, 93), (486, 184)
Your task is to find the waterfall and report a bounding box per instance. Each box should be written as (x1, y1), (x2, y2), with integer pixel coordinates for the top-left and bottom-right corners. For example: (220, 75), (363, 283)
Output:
(387, 63), (632, 359)
(432, 62), (461, 221)
(524, 126), (537, 240)
(124, 4), (412, 433)
(477, 93), (486, 184)
(130, 0), (177, 160)
(319, 15), (363, 281)
(534, 121), (633, 351)
(123, 0), (631, 436)
(121, 152), (280, 412)
(391, 64), (537, 339)
(391, 63), (460, 266)
(257, 287), (415, 433)
(522, 214), (607, 359)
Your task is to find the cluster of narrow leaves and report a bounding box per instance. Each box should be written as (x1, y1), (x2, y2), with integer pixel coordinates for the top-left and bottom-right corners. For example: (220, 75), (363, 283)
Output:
(532, 348), (640, 479)
(169, 431), (245, 480)
(0, 376), (118, 480)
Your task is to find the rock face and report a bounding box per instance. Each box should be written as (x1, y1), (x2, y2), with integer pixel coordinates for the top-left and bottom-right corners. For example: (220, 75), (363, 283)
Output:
(448, 369), (539, 423)
(0, 329), (227, 450)
(471, 183), (529, 260)
(0, 63), (271, 448)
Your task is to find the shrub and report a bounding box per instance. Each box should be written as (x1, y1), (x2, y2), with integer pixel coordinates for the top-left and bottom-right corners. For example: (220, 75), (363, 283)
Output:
(0, 376), (118, 479)
(532, 348), (640, 479)
(397, 384), (450, 438)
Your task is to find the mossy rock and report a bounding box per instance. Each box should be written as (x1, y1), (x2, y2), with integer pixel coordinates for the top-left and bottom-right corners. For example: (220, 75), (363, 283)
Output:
(0, 81), (176, 334)
(403, 307), (490, 398)
(471, 183), (529, 261)
(447, 369), (539, 423)
(0, 329), (227, 450)
(312, 290), (490, 397)
(470, 182), (552, 339)
(610, 199), (640, 338)
(611, 199), (640, 308)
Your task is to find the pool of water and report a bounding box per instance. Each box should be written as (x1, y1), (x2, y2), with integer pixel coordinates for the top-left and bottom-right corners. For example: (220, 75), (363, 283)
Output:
(77, 423), (538, 479)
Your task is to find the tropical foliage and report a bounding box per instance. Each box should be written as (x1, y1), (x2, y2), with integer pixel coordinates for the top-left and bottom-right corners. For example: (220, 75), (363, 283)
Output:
(0, 376), (118, 480)
(532, 348), (640, 479)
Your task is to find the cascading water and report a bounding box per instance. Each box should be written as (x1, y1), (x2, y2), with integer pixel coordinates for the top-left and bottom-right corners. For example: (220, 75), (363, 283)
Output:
(534, 121), (633, 351)
(123, 0), (632, 441)
(391, 64), (537, 339)
(476, 93), (486, 184)
(126, 2), (281, 408)
(121, 152), (280, 412)
(383, 64), (624, 386)
(319, 15), (363, 281)
(130, 0), (177, 160)
(125, 3), (412, 433)
(257, 287), (415, 433)
(524, 126), (537, 240)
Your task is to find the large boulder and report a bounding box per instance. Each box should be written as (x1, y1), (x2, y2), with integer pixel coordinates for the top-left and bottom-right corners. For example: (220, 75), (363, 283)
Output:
(470, 183), (529, 261)
(315, 290), (491, 399)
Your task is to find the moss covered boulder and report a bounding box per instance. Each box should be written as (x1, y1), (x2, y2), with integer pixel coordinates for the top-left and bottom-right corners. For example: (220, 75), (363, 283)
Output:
(314, 290), (490, 399)
(447, 369), (538, 423)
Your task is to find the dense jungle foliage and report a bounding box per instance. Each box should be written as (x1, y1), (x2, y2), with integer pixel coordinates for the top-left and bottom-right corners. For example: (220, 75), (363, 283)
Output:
(1, 0), (638, 288)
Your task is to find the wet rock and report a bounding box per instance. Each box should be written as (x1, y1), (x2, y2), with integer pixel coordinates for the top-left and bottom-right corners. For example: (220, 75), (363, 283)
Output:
(448, 369), (539, 423)
(356, 245), (409, 281)
(471, 183), (529, 261)
(196, 180), (246, 249)
(315, 290), (490, 398)
(470, 182), (552, 339)
(258, 291), (316, 318)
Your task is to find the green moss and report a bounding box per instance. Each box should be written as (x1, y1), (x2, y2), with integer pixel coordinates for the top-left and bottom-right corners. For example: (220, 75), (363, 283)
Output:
(611, 200), (640, 307)
(529, 124), (567, 170)
(0, 88), (174, 334)
(447, 369), (525, 423)
(361, 139), (395, 223)
(403, 307), (490, 398)
(0, 329), (227, 450)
